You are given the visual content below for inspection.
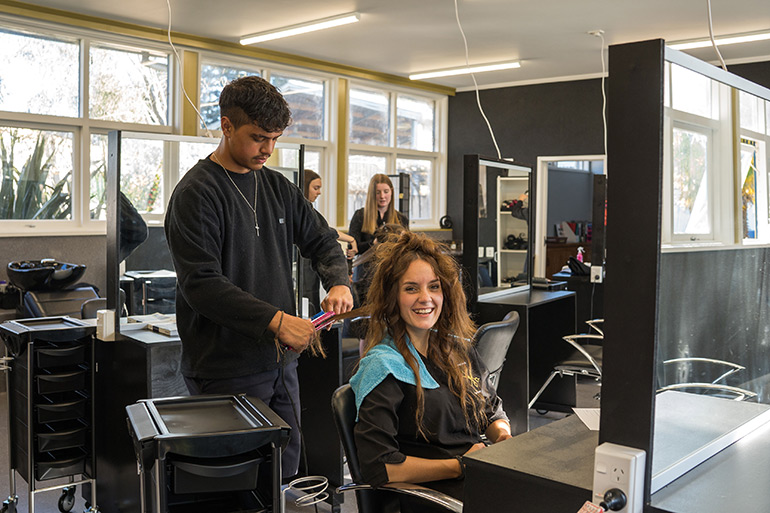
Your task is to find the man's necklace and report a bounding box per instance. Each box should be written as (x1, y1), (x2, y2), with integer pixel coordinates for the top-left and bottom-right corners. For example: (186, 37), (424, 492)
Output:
(211, 152), (260, 236)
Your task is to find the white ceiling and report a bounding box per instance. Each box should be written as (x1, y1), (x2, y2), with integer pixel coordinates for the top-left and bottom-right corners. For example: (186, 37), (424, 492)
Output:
(14, 0), (770, 90)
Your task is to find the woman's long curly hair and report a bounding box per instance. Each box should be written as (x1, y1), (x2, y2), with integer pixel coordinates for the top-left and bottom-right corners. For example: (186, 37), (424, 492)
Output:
(343, 231), (485, 437)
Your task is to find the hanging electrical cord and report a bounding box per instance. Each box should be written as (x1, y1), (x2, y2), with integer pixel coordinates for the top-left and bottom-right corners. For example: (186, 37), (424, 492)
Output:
(164, 0), (214, 137)
(453, 0), (503, 160)
(706, 0), (728, 71)
(595, 31), (608, 157)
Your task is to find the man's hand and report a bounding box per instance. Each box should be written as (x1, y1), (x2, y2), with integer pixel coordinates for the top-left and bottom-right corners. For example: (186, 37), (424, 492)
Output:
(270, 311), (314, 352)
(346, 240), (358, 259)
(321, 285), (354, 315)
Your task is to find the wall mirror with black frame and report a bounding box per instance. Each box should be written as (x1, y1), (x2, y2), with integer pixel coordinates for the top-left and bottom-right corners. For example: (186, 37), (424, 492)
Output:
(462, 155), (533, 311)
(106, 130), (304, 336)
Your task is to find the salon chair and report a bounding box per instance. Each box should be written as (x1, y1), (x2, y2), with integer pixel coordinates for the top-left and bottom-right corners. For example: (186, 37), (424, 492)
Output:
(528, 319), (604, 409)
(657, 357), (757, 401)
(474, 311), (520, 393)
(80, 289), (128, 319)
(331, 384), (462, 513)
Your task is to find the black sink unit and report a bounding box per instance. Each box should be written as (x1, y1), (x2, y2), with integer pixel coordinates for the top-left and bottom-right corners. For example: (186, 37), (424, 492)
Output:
(0, 316), (97, 512)
(126, 394), (290, 513)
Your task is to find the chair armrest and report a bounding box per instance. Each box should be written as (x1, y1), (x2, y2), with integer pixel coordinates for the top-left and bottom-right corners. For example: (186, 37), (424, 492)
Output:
(337, 482), (463, 513)
(563, 336), (602, 375)
(656, 383), (757, 401)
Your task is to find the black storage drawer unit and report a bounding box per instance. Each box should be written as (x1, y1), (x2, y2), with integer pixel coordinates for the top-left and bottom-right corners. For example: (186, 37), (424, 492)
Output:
(0, 316), (96, 492)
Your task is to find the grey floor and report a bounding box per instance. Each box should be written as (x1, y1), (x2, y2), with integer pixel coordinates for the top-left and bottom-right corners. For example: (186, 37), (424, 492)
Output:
(0, 390), (568, 513)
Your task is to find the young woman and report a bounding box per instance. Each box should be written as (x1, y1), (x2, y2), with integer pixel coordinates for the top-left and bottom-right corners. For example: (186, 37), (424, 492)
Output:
(347, 174), (409, 339)
(346, 231), (512, 500)
(348, 174), (409, 258)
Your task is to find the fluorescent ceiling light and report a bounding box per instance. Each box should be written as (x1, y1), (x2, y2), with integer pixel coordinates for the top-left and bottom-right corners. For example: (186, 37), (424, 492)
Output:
(409, 61), (521, 81)
(240, 12), (360, 45)
(669, 30), (770, 50)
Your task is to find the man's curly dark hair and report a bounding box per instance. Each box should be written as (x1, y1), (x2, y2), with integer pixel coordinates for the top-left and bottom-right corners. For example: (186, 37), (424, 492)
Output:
(219, 76), (292, 132)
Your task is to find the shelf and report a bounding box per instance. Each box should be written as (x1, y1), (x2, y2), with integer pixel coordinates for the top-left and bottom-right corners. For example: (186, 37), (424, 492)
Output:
(500, 249), (527, 253)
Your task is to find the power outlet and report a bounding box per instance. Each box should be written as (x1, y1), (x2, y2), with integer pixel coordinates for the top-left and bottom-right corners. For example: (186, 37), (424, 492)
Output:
(590, 265), (603, 283)
(478, 246), (484, 258)
(593, 443), (645, 513)
(485, 246), (495, 258)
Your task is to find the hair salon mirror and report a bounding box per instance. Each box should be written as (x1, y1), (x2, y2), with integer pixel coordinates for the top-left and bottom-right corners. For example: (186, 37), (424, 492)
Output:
(107, 130), (304, 336)
(462, 155), (533, 312)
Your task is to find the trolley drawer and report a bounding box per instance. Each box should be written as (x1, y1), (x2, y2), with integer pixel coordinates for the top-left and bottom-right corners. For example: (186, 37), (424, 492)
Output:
(35, 448), (88, 481)
(36, 367), (87, 395)
(36, 342), (87, 368)
(36, 392), (89, 424)
(37, 419), (88, 453)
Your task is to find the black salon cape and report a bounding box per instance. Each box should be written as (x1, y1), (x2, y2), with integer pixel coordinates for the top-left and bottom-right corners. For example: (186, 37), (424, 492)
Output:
(165, 157), (349, 379)
(353, 347), (508, 499)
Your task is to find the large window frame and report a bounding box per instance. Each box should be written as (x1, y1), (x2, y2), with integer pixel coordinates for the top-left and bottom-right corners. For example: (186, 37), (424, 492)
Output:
(0, 16), (176, 237)
(662, 62), (738, 249)
(347, 80), (447, 229)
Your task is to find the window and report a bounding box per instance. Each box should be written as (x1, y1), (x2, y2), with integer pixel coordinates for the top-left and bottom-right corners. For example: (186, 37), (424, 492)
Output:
(347, 84), (444, 226)
(200, 61), (262, 130)
(89, 44), (169, 125)
(671, 125), (712, 236)
(0, 28), (79, 117)
(663, 63), (731, 246)
(0, 126), (74, 220)
(271, 73), (325, 140)
(0, 20), (173, 234)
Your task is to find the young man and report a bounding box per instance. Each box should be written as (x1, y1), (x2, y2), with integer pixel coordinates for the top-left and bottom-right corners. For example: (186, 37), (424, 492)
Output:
(164, 76), (353, 477)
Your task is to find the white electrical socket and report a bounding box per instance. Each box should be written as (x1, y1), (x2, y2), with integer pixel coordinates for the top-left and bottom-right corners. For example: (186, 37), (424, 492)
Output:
(590, 265), (603, 283)
(478, 246), (484, 258)
(593, 443), (645, 513)
(485, 246), (495, 258)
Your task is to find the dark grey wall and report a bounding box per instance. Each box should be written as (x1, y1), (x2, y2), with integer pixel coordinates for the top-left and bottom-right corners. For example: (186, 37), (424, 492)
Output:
(0, 235), (107, 294)
(546, 167), (594, 238)
(447, 78), (605, 240)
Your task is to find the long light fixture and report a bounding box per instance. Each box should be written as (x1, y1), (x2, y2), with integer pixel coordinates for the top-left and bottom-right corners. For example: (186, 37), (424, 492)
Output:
(669, 29), (770, 50)
(409, 61), (521, 81)
(240, 12), (360, 45)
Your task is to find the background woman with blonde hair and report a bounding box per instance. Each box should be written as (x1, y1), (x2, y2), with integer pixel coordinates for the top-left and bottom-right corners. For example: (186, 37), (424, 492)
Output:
(348, 174), (408, 258)
(344, 231), (511, 501)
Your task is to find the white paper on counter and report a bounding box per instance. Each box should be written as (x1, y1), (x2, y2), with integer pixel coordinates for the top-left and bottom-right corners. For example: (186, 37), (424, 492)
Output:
(573, 408), (601, 431)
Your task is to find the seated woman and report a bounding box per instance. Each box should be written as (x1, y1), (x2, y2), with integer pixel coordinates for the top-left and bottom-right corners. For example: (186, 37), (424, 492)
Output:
(346, 231), (512, 501)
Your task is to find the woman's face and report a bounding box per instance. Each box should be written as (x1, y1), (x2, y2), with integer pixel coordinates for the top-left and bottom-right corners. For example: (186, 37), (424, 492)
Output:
(398, 259), (443, 338)
(375, 183), (392, 210)
(307, 178), (322, 203)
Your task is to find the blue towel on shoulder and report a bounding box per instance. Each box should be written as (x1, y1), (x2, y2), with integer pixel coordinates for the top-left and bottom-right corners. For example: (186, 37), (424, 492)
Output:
(349, 335), (439, 418)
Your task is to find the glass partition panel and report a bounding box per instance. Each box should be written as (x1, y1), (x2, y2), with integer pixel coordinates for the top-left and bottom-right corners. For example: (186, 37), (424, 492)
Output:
(107, 131), (302, 333)
(651, 48), (770, 503)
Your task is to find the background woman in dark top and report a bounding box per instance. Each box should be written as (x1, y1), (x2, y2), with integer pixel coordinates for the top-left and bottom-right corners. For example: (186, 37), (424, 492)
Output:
(348, 173), (408, 257)
(301, 169), (356, 313)
(346, 231), (512, 500)
(348, 174), (408, 339)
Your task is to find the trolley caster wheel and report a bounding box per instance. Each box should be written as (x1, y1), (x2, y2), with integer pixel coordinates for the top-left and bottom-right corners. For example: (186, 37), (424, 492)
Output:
(83, 502), (99, 513)
(59, 486), (76, 512)
(2, 495), (18, 513)
(536, 409), (549, 415)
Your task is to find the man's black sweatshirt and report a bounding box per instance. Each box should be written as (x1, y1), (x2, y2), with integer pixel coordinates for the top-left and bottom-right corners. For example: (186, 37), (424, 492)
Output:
(165, 157), (349, 378)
